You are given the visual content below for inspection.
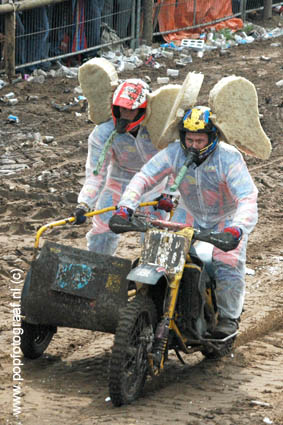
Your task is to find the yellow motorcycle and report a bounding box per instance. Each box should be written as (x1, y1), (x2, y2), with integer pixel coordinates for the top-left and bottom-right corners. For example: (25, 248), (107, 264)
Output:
(20, 204), (238, 407)
(108, 209), (239, 406)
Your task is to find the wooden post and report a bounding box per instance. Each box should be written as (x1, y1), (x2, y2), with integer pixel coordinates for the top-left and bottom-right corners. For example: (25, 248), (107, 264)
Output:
(130, 0), (136, 49)
(4, 11), (16, 81)
(142, 0), (153, 45)
(0, 0), (67, 14)
(240, 0), (247, 21)
(136, 0), (141, 47)
(193, 0), (197, 26)
(263, 0), (272, 19)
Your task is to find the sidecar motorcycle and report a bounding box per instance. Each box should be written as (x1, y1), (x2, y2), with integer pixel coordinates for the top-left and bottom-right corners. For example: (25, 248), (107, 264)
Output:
(20, 204), (238, 407)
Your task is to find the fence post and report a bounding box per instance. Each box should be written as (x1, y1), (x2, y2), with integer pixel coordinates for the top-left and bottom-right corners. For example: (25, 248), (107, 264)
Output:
(263, 0), (272, 19)
(130, 0), (137, 49)
(193, 0), (197, 26)
(142, 0), (153, 45)
(4, 11), (16, 80)
(136, 0), (141, 48)
(240, 0), (247, 21)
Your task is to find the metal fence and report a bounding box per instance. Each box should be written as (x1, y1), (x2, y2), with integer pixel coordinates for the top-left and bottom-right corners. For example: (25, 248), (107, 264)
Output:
(153, 0), (282, 38)
(0, 0), (281, 78)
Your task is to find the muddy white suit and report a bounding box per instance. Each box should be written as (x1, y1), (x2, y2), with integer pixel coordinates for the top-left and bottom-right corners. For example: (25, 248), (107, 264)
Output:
(118, 140), (258, 319)
(78, 119), (167, 255)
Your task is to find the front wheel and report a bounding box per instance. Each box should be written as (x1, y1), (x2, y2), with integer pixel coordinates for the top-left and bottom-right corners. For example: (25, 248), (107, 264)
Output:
(20, 320), (56, 359)
(109, 294), (157, 406)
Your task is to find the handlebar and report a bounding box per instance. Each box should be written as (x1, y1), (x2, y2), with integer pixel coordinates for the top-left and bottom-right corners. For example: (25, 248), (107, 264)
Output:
(34, 202), (240, 253)
(34, 201), (158, 249)
(109, 215), (240, 252)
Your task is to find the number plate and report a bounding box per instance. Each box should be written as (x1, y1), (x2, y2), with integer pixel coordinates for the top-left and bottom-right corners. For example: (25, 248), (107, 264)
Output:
(140, 229), (190, 275)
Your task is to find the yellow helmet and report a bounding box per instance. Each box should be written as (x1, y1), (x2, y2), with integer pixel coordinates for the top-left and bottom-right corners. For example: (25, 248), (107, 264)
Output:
(179, 106), (219, 162)
(183, 106), (215, 132)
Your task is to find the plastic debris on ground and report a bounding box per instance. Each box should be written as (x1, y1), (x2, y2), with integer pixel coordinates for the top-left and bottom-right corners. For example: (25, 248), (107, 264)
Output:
(250, 400), (271, 407)
(26, 95), (39, 101)
(245, 267), (255, 276)
(27, 75), (45, 84)
(0, 92), (19, 106)
(0, 79), (8, 89)
(51, 95), (86, 113)
(167, 69), (179, 77)
(74, 85), (83, 94)
(157, 77), (169, 84)
(160, 41), (183, 51)
(8, 115), (19, 123)
(263, 418), (273, 425)
(181, 39), (205, 51)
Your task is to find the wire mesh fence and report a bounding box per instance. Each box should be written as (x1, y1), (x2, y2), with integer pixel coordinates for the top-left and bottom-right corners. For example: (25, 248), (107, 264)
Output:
(0, 0), (281, 76)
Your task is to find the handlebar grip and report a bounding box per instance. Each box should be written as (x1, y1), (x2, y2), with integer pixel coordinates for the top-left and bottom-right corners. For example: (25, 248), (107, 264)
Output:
(109, 215), (148, 234)
(195, 230), (240, 252)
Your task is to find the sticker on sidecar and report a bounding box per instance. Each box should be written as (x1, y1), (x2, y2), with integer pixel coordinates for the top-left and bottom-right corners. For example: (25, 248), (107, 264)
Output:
(55, 263), (92, 290)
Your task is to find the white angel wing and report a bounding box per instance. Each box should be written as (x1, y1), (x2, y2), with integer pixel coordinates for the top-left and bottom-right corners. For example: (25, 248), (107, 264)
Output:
(157, 72), (204, 149)
(209, 76), (272, 160)
(141, 84), (181, 149)
(78, 58), (119, 125)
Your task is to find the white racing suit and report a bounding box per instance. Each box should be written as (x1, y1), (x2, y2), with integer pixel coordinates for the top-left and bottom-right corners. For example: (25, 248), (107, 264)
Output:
(119, 141), (258, 320)
(78, 119), (167, 255)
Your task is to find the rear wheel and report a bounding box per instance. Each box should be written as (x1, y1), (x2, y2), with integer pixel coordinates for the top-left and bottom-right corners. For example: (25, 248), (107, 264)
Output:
(20, 320), (56, 359)
(109, 294), (157, 406)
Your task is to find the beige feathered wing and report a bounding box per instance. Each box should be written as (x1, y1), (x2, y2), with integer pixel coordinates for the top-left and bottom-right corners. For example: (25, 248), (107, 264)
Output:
(209, 76), (272, 159)
(153, 72), (205, 149)
(141, 84), (181, 149)
(78, 58), (119, 125)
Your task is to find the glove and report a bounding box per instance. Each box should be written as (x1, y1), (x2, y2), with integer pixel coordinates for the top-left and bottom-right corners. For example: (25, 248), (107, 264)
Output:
(154, 193), (174, 213)
(109, 206), (133, 234)
(224, 226), (242, 240)
(109, 206), (146, 234)
(73, 203), (89, 225)
(114, 206), (133, 221)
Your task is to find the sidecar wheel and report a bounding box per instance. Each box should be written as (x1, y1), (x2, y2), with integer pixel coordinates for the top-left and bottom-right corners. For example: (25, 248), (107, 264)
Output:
(202, 338), (235, 360)
(109, 294), (157, 407)
(20, 321), (56, 359)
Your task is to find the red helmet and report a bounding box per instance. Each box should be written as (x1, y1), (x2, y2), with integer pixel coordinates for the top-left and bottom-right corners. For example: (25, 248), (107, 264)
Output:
(112, 79), (150, 133)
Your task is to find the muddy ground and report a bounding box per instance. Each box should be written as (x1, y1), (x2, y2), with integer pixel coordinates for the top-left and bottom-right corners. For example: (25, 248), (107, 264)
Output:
(0, 15), (283, 425)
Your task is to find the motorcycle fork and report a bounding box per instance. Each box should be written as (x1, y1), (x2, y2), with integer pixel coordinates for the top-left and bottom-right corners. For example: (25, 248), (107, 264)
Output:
(169, 261), (203, 353)
(149, 270), (186, 375)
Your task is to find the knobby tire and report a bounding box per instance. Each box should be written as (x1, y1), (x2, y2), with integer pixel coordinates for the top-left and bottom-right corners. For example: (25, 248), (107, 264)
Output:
(20, 320), (56, 359)
(109, 294), (157, 406)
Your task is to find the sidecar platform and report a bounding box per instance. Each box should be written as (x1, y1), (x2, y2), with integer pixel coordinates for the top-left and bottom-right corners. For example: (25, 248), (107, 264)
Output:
(21, 241), (132, 334)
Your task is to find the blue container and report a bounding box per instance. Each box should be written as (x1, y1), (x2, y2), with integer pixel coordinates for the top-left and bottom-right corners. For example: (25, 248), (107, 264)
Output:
(8, 114), (19, 123)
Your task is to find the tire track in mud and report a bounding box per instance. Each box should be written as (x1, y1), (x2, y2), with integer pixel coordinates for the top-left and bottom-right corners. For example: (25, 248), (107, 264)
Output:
(236, 308), (283, 347)
(5, 295), (282, 425)
(2, 232), (282, 425)
(15, 330), (283, 425)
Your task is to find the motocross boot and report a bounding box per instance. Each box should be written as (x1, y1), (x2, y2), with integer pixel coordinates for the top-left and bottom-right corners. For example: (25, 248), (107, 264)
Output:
(211, 317), (238, 339)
